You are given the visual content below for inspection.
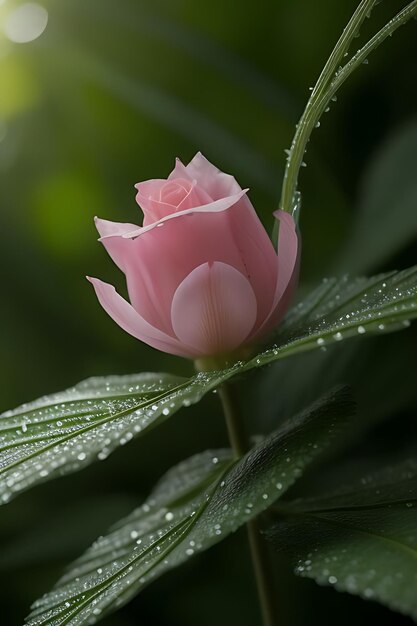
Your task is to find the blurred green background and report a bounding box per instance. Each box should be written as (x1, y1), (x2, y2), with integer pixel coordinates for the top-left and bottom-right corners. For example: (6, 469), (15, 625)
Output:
(0, 0), (416, 624)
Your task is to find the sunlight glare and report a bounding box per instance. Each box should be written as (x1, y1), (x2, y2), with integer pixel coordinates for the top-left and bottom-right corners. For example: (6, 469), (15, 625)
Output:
(3, 3), (48, 44)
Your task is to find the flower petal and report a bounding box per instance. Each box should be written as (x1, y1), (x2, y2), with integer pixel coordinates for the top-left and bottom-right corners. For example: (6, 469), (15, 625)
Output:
(171, 262), (257, 356)
(99, 196), (276, 337)
(121, 189), (249, 238)
(135, 178), (213, 226)
(87, 277), (199, 358)
(95, 217), (140, 238)
(252, 210), (299, 338)
(226, 196), (278, 328)
(167, 157), (189, 181)
(95, 218), (140, 271)
(182, 152), (243, 200)
(113, 201), (272, 335)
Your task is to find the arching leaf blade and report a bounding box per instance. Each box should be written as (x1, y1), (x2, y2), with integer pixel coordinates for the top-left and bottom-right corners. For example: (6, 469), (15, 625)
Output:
(269, 461), (417, 620)
(26, 387), (354, 625)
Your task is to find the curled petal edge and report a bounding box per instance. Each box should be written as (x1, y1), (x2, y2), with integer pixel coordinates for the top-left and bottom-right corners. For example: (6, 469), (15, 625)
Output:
(87, 277), (201, 358)
(116, 189), (249, 239)
(94, 217), (140, 239)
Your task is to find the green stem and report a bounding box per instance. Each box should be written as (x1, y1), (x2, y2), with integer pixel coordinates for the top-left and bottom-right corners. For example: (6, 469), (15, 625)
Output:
(317, 0), (417, 108)
(279, 0), (377, 215)
(279, 0), (417, 217)
(219, 383), (277, 626)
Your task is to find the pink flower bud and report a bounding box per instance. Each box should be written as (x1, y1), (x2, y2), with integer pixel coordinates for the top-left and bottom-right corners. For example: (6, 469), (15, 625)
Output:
(88, 153), (299, 360)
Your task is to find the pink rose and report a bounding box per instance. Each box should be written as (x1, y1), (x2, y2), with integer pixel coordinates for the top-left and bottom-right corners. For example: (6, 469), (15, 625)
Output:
(88, 153), (298, 359)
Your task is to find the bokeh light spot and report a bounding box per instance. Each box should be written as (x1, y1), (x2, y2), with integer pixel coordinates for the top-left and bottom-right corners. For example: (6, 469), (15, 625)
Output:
(3, 3), (48, 44)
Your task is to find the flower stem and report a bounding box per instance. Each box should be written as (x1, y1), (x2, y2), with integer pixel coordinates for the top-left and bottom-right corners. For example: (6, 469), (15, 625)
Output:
(279, 0), (378, 215)
(219, 383), (277, 626)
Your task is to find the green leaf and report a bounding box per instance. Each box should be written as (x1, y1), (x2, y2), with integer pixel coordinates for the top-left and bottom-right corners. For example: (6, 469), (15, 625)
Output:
(2, 267), (417, 506)
(253, 329), (417, 451)
(26, 387), (355, 625)
(249, 265), (417, 364)
(0, 373), (186, 504)
(269, 461), (417, 620)
(338, 121), (417, 274)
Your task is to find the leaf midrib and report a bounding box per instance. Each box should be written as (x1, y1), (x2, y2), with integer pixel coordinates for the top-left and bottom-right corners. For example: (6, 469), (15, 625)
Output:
(29, 459), (236, 625)
(1, 381), (191, 478)
(304, 511), (417, 561)
(276, 496), (417, 515)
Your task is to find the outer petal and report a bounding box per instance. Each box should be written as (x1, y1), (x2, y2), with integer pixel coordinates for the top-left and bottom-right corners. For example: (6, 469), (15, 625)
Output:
(175, 152), (243, 200)
(271, 210), (299, 308)
(252, 210), (299, 339)
(95, 218), (140, 272)
(95, 217), (140, 238)
(171, 262), (257, 356)
(121, 189), (248, 238)
(108, 199), (277, 336)
(173, 155), (279, 327)
(87, 277), (199, 358)
(225, 196), (278, 328)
